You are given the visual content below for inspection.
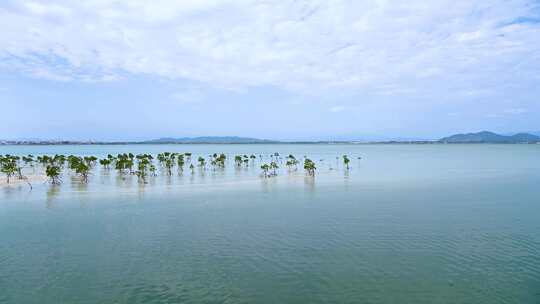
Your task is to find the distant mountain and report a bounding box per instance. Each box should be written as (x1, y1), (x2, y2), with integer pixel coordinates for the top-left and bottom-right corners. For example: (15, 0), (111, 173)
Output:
(144, 136), (278, 144)
(439, 131), (540, 143)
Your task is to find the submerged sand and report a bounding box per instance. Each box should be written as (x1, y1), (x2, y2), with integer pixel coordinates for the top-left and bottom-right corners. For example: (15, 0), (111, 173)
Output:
(0, 175), (47, 187)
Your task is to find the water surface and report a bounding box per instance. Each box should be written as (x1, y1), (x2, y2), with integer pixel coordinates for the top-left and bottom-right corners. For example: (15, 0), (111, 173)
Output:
(1, 144), (539, 303)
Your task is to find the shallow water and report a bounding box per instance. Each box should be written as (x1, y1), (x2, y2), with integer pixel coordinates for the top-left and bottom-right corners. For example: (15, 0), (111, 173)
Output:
(1, 144), (540, 303)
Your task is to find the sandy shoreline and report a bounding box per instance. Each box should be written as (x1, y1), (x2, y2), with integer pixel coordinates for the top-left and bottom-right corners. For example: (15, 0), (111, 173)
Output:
(0, 175), (47, 186)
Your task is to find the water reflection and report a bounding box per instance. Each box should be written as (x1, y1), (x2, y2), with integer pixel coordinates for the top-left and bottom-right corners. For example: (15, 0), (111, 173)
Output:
(343, 169), (350, 191)
(115, 173), (134, 189)
(1, 184), (21, 200)
(304, 176), (315, 194)
(70, 176), (88, 192)
(260, 176), (277, 193)
(136, 182), (146, 200)
(234, 166), (242, 178)
(164, 174), (173, 187)
(45, 185), (60, 208)
(198, 168), (206, 179)
(99, 168), (111, 185)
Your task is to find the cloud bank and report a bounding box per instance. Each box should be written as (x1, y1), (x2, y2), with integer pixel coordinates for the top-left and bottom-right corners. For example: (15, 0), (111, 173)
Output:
(1, 0), (539, 95)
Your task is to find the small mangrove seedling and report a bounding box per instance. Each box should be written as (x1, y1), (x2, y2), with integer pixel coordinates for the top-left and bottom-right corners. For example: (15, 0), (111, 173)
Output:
(197, 156), (206, 169)
(304, 158), (316, 176)
(0, 155), (33, 189)
(270, 162), (279, 176)
(177, 155), (185, 171)
(99, 158), (112, 169)
(75, 161), (90, 183)
(84, 156), (98, 166)
(23, 155), (35, 174)
(0, 155), (17, 184)
(260, 162), (279, 177)
(234, 155), (243, 167)
(67, 156), (91, 183)
(46, 165), (62, 185)
(260, 163), (270, 178)
(115, 154), (128, 174)
(135, 157), (151, 183)
(22, 155), (34, 168)
(159, 152), (176, 176)
(126, 154), (135, 174)
(285, 155), (299, 171)
(343, 155), (350, 170)
(214, 153), (226, 168)
(53, 154), (66, 166)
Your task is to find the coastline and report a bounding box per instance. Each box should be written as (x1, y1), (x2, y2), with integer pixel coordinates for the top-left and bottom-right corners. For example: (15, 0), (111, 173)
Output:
(2, 141), (540, 146)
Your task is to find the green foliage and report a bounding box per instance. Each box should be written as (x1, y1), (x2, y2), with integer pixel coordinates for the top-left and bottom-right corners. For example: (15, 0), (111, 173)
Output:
(0, 155), (33, 189)
(211, 153), (226, 169)
(234, 155), (243, 167)
(84, 156), (98, 165)
(22, 155), (34, 166)
(135, 155), (152, 183)
(343, 155), (350, 170)
(99, 158), (112, 168)
(177, 154), (185, 170)
(67, 156), (91, 182)
(260, 161), (279, 177)
(286, 154), (299, 170)
(260, 163), (270, 177)
(75, 162), (90, 182)
(270, 161), (278, 175)
(46, 165), (62, 185)
(1, 151), (329, 187)
(157, 152), (176, 175)
(115, 153), (134, 174)
(53, 154), (66, 166)
(197, 156), (206, 168)
(304, 158), (316, 176)
(0, 155), (18, 184)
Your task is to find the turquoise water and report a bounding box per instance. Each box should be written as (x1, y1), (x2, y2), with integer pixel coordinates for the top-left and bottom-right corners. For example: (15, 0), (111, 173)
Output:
(1, 144), (540, 303)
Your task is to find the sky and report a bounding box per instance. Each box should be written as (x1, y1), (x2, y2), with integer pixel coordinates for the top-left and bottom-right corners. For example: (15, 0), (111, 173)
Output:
(1, 0), (539, 141)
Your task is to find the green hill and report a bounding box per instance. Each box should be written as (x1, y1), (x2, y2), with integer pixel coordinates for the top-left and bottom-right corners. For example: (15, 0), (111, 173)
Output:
(439, 131), (540, 143)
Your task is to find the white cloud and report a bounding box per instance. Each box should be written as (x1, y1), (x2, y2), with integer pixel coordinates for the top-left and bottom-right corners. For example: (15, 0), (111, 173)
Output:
(329, 105), (345, 113)
(171, 89), (205, 105)
(0, 0), (539, 95)
(486, 107), (529, 118)
(23, 2), (72, 17)
(503, 107), (528, 114)
(485, 113), (502, 118)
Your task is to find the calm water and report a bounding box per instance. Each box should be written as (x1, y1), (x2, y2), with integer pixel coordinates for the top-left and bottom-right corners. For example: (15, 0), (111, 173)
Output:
(1, 144), (540, 303)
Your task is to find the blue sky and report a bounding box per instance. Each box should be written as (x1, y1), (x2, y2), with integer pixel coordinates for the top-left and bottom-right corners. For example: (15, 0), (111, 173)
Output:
(1, 0), (539, 141)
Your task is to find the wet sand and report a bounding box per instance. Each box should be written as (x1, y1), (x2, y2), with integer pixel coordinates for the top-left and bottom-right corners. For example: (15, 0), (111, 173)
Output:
(0, 175), (47, 186)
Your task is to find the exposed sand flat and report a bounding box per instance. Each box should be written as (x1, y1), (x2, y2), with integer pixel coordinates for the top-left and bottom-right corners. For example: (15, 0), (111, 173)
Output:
(0, 175), (47, 186)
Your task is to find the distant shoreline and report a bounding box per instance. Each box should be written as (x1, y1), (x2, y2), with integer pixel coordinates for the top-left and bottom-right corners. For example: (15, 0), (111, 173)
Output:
(2, 131), (540, 145)
(1, 141), (540, 146)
